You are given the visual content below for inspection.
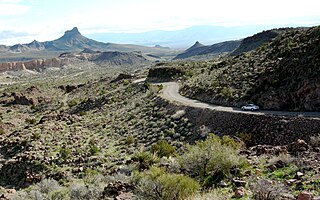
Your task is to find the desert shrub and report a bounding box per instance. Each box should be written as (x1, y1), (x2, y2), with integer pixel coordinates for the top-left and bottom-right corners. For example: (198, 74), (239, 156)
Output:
(221, 135), (241, 149)
(126, 135), (135, 144)
(179, 134), (244, 181)
(268, 153), (295, 166)
(250, 179), (289, 200)
(236, 132), (253, 146)
(36, 179), (61, 194)
(136, 167), (200, 200)
(32, 132), (41, 140)
(26, 118), (37, 125)
(83, 169), (101, 187)
(133, 151), (159, 170)
(189, 188), (232, 200)
(67, 99), (78, 107)
(70, 184), (103, 200)
(89, 144), (100, 156)
(310, 135), (320, 147)
(151, 140), (176, 158)
(48, 188), (69, 200)
(59, 147), (71, 160)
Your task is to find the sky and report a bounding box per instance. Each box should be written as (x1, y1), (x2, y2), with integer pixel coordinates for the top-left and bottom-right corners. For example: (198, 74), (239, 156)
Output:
(0, 0), (320, 45)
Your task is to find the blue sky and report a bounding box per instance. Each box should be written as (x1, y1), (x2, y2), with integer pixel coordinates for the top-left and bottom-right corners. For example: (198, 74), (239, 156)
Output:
(0, 0), (320, 45)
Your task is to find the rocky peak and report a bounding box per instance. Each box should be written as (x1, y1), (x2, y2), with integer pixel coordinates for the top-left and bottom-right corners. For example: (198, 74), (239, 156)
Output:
(61, 27), (83, 40)
(187, 41), (205, 51)
(27, 40), (45, 50)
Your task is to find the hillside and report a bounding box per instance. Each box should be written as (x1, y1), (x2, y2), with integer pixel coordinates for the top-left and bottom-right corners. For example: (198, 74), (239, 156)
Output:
(173, 40), (241, 60)
(230, 28), (293, 56)
(0, 61), (319, 199)
(181, 26), (320, 111)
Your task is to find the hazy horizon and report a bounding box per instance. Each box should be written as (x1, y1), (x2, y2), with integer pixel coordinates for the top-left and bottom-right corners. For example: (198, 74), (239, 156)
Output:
(0, 0), (320, 46)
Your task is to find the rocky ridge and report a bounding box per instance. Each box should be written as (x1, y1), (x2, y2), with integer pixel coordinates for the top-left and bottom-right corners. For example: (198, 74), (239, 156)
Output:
(173, 40), (241, 60)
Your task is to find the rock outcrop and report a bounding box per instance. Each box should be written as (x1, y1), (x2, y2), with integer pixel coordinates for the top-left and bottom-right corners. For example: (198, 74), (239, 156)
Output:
(0, 58), (70, 73)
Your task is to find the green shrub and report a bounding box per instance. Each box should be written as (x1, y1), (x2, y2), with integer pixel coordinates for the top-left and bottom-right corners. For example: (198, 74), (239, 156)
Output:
(126, 135), (135, 144)
(151, 140), (176, 158)
(179, 134), (244, 180)
(26, 118), (37, 125)
(236, 132), (253, 146)
(136, 167), (200, 200)
(31, 132), (41, 140)
(133, 151), (159, 170)
(59, 147), (71, 160)
(0, 128), (5, 135)
(48, 188), (69, 200)
(67, 99), (78, 107)
(89, 144), (100, 156)
(83, 169), (100, 187)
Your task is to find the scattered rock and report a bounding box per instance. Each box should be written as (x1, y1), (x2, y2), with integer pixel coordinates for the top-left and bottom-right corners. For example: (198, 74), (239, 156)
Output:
(232, 178), (247, 187)
(274, 160), (286, 168)
(219, 181), (227, 188)
(288, 139), (309, 153)
(295, 171), (304, 179)
(171, 110), (186, 120)
(234, 187), (245, 198)
(298, 191), (313, 200)
(285, 179), (298, 186)
(103, 181), (133, 198)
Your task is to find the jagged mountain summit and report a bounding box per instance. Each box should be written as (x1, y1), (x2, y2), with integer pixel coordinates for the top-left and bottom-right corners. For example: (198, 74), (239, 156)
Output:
(42, 27), (109, 51)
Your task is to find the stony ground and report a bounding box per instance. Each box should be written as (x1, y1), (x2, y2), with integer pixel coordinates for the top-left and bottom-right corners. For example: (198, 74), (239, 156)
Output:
(0, 64), (319, 199)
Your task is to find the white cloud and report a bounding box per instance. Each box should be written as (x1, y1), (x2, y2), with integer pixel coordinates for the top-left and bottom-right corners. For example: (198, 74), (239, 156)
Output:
(0, 0), (30, 16)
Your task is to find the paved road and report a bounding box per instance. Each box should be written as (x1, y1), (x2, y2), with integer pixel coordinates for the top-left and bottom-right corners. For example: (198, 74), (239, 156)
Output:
(160, 82), (320, 119)
(134, 78), (320, 119)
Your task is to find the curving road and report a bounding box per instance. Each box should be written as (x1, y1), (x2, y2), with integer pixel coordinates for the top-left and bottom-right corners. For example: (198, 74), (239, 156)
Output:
(134, 78), (320, 119)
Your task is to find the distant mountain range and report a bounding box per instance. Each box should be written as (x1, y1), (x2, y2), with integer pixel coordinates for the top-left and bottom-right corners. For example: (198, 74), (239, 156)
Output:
(0, 27), (177, 62)
(173, 28), (295, 60)
(86, 25), (282, 48)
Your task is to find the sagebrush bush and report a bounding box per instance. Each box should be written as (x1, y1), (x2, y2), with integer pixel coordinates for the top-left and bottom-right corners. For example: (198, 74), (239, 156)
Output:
(48, 188), (69, 200)
(70, 184), (103, 200)
(36, 179), (61, 194)
(250, 179), (289, 200)
(83, 169), (101, 187)
(136, 167), (200, 200)
(310, 135), (320, 147)
(179, 134), (244, 180)
(151, 140), (176, 158)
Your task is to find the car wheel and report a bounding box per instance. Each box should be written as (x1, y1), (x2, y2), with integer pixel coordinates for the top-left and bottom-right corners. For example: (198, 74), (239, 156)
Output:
(251, 108), (254, 111)
(241, 107), (244, 111)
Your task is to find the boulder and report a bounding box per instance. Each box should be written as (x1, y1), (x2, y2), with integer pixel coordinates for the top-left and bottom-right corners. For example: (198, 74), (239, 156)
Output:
(234, 187), (245, 198)
(298, 191), (313, 200)
(288, 139), (309, 153)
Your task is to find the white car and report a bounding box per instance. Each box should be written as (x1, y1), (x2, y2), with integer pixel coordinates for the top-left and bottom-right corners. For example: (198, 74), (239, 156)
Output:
(241, 104), (259, 111)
